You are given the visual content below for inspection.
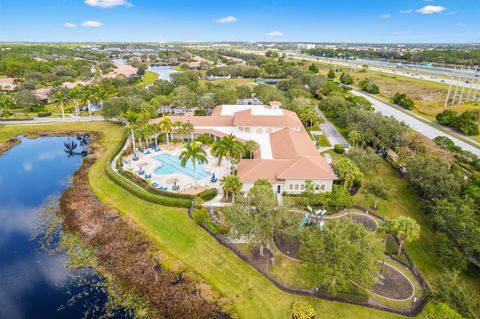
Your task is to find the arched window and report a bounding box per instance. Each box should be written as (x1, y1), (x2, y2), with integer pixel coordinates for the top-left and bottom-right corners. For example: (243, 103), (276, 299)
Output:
(256, 128), (263, 134)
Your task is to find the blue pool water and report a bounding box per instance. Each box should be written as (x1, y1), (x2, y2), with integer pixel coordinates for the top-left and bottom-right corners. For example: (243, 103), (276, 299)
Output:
(153, 153), (211, 179)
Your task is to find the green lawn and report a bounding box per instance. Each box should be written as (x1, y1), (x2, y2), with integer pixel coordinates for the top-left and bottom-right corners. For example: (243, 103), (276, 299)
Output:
(0, 122), (406, 319)
(138, 71), (159, 86)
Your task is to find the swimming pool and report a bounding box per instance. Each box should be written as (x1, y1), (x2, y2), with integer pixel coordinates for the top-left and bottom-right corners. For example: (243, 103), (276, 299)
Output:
(153, 153), (211, 179)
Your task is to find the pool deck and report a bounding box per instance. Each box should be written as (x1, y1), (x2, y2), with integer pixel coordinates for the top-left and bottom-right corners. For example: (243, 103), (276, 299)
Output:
(124, 143), (228, 193)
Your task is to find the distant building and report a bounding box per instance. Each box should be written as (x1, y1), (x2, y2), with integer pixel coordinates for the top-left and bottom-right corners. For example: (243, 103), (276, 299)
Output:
(297, 43), (316, 50)
(0, 78), (16, 91)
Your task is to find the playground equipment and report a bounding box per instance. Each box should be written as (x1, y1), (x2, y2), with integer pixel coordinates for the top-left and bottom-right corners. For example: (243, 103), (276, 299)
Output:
(301, 206), (327, 229)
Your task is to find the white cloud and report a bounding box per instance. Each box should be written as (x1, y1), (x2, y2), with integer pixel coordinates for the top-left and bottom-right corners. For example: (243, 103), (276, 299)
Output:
(81, 20), (104, 27)
(84, 0), (132, 8)
(64, 22), (77, 28)
(22, 162), (32, 172)
(416, 5), (447, 14)
(399, 9), (412, 14)
(456, 22), (467, 28)
(267, 31), (283, 37)
(380, 14), (391, 19)
(214, 16), (238, 24)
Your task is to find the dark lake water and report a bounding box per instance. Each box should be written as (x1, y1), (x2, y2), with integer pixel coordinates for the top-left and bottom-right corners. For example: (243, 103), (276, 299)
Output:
(0, 136), (128, 319)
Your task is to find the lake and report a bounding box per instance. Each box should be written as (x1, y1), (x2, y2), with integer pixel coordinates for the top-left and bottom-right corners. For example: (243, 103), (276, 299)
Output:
(147, 65), (178, 81)
(0, 136), (129, 319)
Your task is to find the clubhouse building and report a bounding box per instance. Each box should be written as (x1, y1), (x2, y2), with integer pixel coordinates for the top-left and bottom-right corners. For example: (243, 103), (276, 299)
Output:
(151, 102), (336, 195)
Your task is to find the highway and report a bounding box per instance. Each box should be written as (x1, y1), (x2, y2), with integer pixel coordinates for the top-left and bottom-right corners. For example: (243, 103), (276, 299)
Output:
(350, 89), (480, 156)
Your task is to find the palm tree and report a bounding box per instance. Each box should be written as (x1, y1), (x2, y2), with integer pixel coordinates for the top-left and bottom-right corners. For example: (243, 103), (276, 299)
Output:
(348, 130), (363, 147)
(0, 94), (13, 116)
(80, 85), (93, 118)
(244, 139), (258, 159)
(53, 89), (67, 119)
(96, 86), (109, 109)
(124, 109), (139, 154)
(174, 121), (185, 142)
(159, 114), (173, 145)
(395, 217), (420, 255)
(179, 141), (208, 187)
(211, 134), (244, 174)
(182, 122), (194, 142)
(68, 87), (81, 117)
(377, 217), (397, 245)
(220, 175), (242, 202)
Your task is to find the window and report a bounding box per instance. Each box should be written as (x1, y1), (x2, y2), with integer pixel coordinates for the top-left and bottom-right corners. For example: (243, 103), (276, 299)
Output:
(289, 184), (293, 190)
(315, 184), (320, 190)
(294, 184), (299, 190)
(301, 184), (305, 190)
(256, 128), (263, 134)
(321, 185), (325, 191)
(245, 127), (250, 133)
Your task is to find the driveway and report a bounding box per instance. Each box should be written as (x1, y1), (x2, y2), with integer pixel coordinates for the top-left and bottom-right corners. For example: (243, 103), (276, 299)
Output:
(317, 108), (349, 147)
(350, 89), (480, 156)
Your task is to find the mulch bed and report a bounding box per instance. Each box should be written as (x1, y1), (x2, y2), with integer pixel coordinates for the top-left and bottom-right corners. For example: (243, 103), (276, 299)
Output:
(272, 231), (301, 260)
(370, 263), (414, 300)
(251, 247), (274, 270)
(348, 214), (377, 232)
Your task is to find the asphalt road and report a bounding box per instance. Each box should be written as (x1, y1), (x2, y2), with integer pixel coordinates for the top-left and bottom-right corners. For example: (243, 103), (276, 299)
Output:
(350, 89), (480, 156)
(0, 116), (105, 125)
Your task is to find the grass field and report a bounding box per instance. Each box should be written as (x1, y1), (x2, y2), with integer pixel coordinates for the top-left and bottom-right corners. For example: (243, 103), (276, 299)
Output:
(0, 122), (408, 319)
(138, 71), (159, 86)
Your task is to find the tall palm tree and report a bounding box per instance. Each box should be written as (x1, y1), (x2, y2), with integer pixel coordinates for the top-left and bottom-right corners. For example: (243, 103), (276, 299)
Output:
(174, 121), (185, 142)
(53, 89), (67, 119)
(348, 130), (363, 147)
(96, 86), (109, 109)
(0, 94), (13, 116)
(220, 174), (242, 202)
(80, 85), (93, 118)
(244, 139), (258, 159)
(159, 114), (173, 145)
(377, 217), (397, 245)
(211, 134), (244, 174)
(124, 109), (139, 154)
(182, 122), (194, 142)
(68, 87), (81, 117)
(179, 141), (208, 187)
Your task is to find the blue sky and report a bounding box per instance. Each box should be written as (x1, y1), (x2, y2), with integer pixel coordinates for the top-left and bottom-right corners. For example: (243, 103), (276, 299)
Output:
(0, 0), (479, 43)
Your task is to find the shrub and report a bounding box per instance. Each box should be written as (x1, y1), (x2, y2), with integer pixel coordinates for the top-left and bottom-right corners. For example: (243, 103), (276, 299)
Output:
(30, 106), (47, 113)
(195, 134), (214, 145)
(391, 92), (415, 110)
(207, 220), (230, 235)
(193, 197), (204, 208)
(37, 111), (52, 117)
(192, 208), (208, 224)
(436, 110), (458, 125)
(339, 72), (354, 85)
(333, 144), (345, 154)
(196, 188), (218, 201)
(291, 301), (315, 319)
(359, 78), (380, 94)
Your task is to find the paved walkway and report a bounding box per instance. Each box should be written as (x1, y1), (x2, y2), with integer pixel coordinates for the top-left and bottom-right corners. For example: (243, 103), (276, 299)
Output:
(350, 89), (480, 156)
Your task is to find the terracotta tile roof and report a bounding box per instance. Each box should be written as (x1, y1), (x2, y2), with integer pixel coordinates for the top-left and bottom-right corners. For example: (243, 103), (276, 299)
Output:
(269, 128), (319, 159)
(277, 156), (337, 180)
(233, 109), (301, 127)
(151, 115), (234, 127)
(237, 159), (292, 182)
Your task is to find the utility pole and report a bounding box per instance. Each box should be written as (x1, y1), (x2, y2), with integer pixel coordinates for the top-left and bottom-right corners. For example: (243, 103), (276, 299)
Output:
(472, 70), (480, 102)
(451, 66), (463, 105)
(444, 66), (455, 108)
(458, 66), (470, 105)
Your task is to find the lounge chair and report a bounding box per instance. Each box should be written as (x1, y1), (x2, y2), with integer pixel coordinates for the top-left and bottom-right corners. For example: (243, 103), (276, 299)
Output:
(151, 182), (159, 187)
(160, 186), (168, 191)
(154, 146), (161, 152)
(138, 169), (145, 176)
(123, 160), (130, 165)
(145, 173), (152, 179)
(143, 149), (151, 155)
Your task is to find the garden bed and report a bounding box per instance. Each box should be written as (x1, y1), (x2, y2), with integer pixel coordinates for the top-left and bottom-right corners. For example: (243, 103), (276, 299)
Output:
(370, 263), (415, 301)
